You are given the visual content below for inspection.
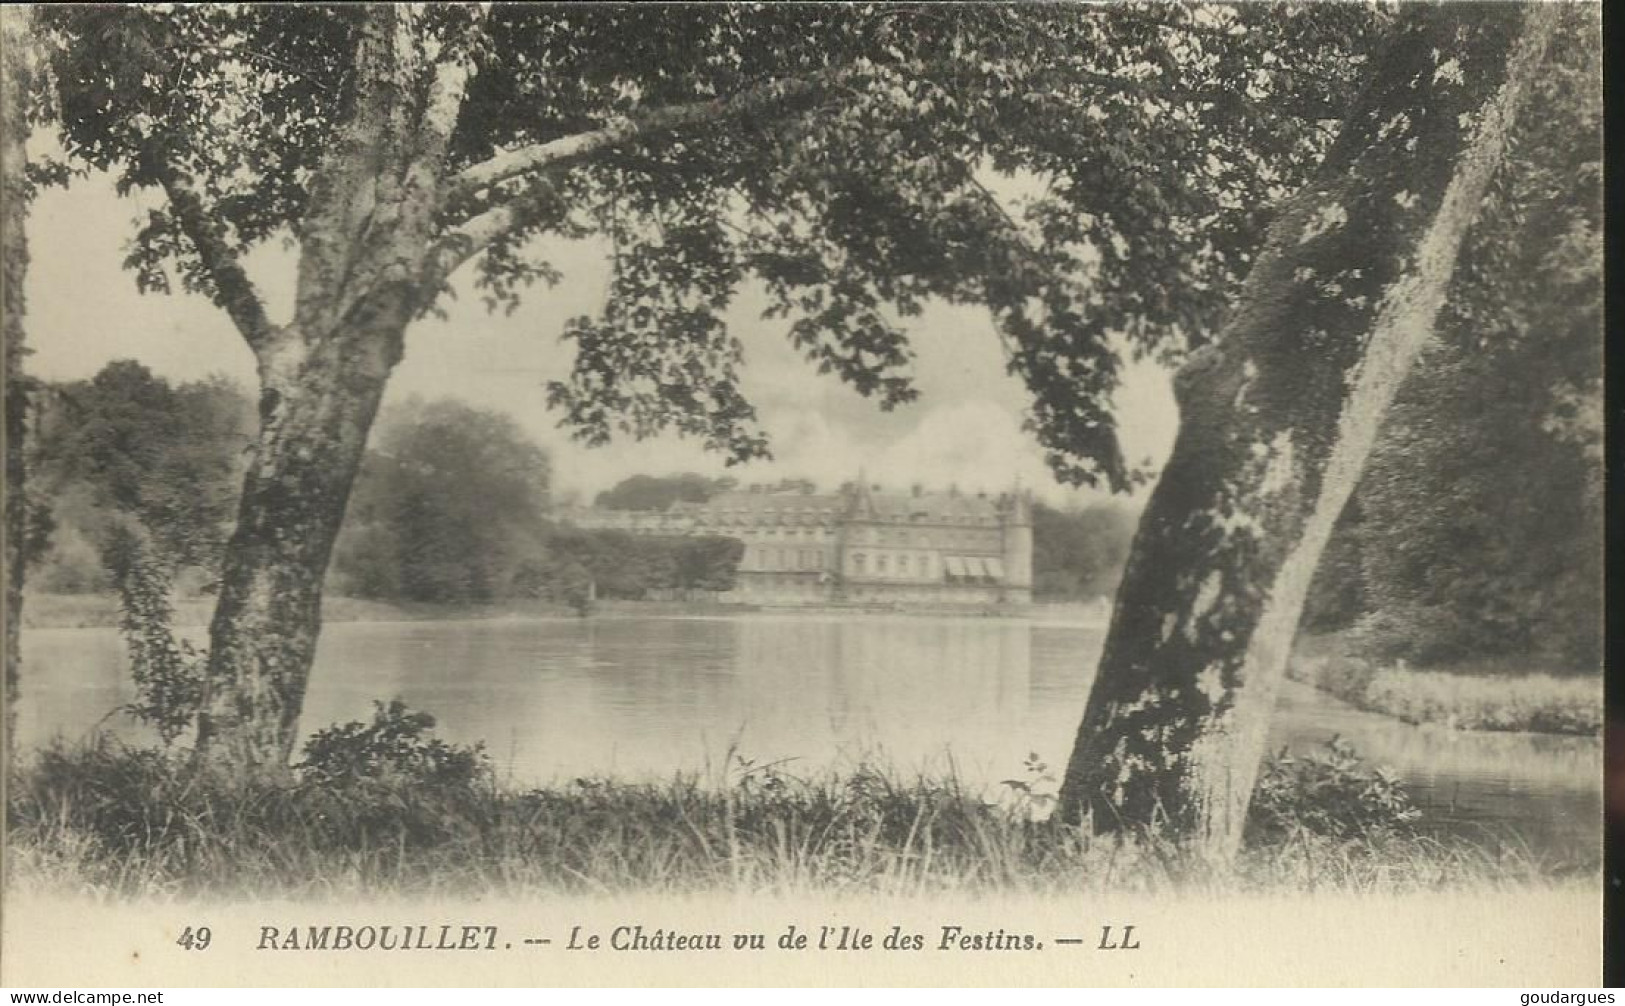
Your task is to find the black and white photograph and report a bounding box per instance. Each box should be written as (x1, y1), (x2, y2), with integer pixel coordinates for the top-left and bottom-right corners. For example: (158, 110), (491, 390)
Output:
(0, 1), (1604, 987)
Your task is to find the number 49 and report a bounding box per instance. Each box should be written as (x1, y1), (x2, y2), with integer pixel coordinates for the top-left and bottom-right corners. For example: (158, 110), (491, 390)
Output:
(177, 926), (212, 951)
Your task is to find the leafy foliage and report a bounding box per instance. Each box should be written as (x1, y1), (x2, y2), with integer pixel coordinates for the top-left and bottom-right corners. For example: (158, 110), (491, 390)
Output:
(594, 472), (736, 512)
(101, 525), (205, 745)
(1246, 738), (1419, 844)
(31, 361), (252, 581)
(30, 4), (1391, 490)
(1303, 11), (1602, 670)
(1030, 500), (1137, 601)
(329, 401), (747, 606)
(332, 398), (551, 603)
(25, 362), (248, 744)
(298, 699), (489, 791)
(539, 528), (745, 601)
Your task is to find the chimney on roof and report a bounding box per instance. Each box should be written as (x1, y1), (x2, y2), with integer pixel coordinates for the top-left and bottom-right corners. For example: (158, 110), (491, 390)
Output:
(911, 483), (922, 497)
(948, 484), (959, 497)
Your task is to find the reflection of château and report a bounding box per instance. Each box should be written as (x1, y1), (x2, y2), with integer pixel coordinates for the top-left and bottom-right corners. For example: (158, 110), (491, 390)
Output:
(565, 480), (1033, 605)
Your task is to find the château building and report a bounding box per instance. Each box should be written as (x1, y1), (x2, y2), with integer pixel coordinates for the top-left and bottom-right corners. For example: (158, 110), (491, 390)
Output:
(566, 480), (1033, 606)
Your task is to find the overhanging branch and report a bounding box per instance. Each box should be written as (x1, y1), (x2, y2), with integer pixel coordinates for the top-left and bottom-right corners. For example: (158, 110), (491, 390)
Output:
(148, 149), (274, 351)
(431, 48), (1338, 289)
(446, 66), (852, 204)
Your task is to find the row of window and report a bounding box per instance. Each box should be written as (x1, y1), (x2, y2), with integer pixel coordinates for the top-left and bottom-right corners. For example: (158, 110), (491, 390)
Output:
(740, 547), (1007, 577)
(745, 547), (828, 571)
(742, 527), (833, 540)
(689, 524), (1002, 549)
(702, 518), (837, 530)
(851, 528), (1001, 549)
(849, 551), (936, 578)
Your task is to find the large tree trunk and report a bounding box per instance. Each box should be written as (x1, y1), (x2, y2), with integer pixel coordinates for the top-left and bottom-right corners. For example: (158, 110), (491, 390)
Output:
(1056, 4), (1557, 860)
(192, 305), (410, 768)
(2, 6), (33, 755)
(187, 6), (472, 771)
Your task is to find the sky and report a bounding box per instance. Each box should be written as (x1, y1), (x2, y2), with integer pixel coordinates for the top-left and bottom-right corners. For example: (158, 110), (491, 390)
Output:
(23, 172), (1180, 508)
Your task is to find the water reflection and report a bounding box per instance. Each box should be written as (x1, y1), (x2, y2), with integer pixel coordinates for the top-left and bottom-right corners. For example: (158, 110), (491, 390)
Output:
(16, 614), (1600, 857)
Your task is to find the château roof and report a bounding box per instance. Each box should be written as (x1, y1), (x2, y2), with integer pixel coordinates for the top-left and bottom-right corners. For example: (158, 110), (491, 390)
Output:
(689, 485), (1008, 526)
(692, 490), (846, 526)
(853, 489), (999, 523)
(561, 480), (1029, 531)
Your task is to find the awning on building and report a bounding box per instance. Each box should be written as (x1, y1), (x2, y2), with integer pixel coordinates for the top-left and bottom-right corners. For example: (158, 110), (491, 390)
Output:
(943, 555), (968, 580)
(961, 556), (987, 580)
(982, 556), (1006, 582)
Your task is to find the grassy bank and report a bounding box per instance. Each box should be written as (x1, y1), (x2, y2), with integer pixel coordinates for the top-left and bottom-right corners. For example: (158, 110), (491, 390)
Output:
(1289, 634), (1601, 736)
(7, 729), (1576, 901)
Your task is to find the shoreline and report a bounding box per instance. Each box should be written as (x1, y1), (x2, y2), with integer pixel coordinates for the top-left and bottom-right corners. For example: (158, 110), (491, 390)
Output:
(17, 591), (1113, 631)
(1287, 633), (1601, 737)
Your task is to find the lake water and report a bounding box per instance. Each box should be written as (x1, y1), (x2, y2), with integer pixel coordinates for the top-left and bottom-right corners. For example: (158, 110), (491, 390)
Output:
(16, 613), (1602, 859)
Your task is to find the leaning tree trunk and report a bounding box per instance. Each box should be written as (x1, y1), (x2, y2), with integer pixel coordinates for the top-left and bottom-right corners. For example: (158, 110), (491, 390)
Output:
(1055, 4), (1557, 861)
(192, 305), (410, 769)
(1, 5), (34, 755)
(189, 6), (471, 771)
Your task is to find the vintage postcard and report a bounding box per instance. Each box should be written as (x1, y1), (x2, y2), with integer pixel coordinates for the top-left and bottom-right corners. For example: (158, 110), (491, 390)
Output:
(0, 2), (1604, 988)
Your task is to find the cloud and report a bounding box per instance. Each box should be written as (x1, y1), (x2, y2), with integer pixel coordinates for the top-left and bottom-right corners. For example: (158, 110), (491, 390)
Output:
(871, 400), (1052, 494)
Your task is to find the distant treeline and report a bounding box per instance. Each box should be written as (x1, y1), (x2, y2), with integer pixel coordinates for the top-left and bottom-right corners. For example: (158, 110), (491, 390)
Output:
(25, 349), (1601, 671)
(328, 399), (744, 606)
(26, 360), (254, 596)
(26, 377), (741, 609)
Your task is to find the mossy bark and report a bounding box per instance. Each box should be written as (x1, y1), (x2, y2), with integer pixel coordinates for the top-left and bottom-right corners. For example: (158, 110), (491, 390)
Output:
(1055, 4), (1558, 860)
(192, 312), (407, 768)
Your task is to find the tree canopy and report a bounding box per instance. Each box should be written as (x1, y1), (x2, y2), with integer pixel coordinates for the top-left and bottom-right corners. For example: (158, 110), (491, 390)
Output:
(333, 397), (550, 603)
(1031, 501), (1138, 602)
(31, 361), (253, 580)
(594, 472), (736, 512)
(32, 3), (1385, 492)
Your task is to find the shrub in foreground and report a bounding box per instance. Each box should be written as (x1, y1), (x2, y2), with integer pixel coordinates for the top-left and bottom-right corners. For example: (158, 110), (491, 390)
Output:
(298, 699), (488, 790)
(1247, 736), (1418, 844)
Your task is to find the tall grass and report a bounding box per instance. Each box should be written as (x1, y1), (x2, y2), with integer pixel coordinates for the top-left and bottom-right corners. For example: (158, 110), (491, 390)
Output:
(1289, 635), (1601, 735)
(6, 734), (1571, 901)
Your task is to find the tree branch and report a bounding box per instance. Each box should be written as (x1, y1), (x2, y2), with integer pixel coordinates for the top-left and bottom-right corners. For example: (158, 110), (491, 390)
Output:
(112, 20), (274, 349)
(425, 62), (861, 285)
(425, 177), (555, 288)
(147, 148), (274, 350)
(446, 66), (849, 203)
(430, 46), (1335, 288)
